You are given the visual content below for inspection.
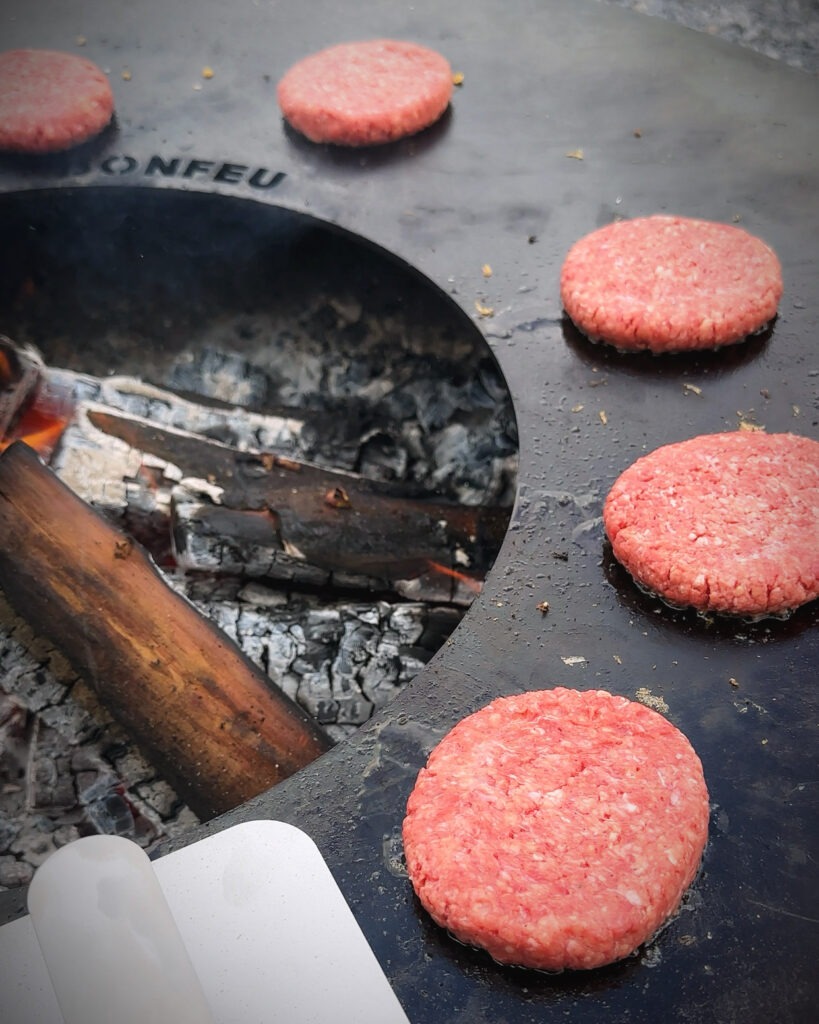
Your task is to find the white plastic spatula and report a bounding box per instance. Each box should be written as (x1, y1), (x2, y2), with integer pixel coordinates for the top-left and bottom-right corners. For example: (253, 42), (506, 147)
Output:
(27, 834), (216, 1024)
(0, 820), (411, 1024)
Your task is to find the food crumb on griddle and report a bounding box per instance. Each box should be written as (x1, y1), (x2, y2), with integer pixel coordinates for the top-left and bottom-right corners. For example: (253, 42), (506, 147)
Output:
(635, 687), (669, 714)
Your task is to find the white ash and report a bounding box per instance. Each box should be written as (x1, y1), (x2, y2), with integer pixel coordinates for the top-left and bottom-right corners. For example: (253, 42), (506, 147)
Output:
(0, 608), (200, 888)
(0, 582), (459, 888)
(170, 574), (459, 742)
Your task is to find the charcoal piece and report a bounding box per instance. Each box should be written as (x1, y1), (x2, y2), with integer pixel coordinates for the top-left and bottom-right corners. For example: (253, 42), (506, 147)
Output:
(76, 769), (122, 807)
(414, 605), (464, 651)
(9, 823), (62, 871)
(93, 745), (156, 790)
(84, 790), (136, 837)
(405, 379), (463, 433)
(0, 857), (32, 887)
(166, 348), (271, 408)
(385, 604), (426, 644)
(356, 432), (409, 483)
(135, 778), (186, 821)
(37, 700), (103, 747)
(297, 397), (382, 473)
(176, 581), (461, 730)
(0, 807), (20, 850)
(0, 696), (30, 788)
(0, 637), (68, 713)
(297, 674), (338, 724)
(358, 645), (406, 706)
(25, 720), (77, 810)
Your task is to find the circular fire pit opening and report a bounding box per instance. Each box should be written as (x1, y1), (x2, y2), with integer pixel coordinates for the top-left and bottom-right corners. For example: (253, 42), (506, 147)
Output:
(0, 186), (518, 887)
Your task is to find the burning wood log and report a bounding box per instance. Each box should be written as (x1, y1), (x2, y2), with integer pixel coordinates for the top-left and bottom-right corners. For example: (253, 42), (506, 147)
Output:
(0, 441), (332, 820)
(86, 407), (506, 602)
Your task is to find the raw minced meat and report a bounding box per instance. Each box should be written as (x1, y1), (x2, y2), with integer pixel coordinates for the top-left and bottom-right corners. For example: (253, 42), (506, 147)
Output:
(0, 49), (114, 154)
(277, 39), (452, 146)
(560, 215), (782, 353)
(402, 688), (709, 971)
(604, 431), (819, 616)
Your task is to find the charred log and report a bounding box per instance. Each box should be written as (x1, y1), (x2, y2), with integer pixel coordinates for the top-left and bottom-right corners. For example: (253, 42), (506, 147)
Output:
(0, 441), (331, 819)
(84, 408), (506, 601)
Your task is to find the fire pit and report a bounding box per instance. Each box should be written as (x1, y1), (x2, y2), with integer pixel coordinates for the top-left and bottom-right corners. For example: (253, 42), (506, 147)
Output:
(0, 187), (516, 875)
(1, 1), (818, 1022)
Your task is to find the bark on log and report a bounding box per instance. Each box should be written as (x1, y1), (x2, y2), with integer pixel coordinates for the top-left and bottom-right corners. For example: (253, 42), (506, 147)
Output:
(0, 441), (331, 819)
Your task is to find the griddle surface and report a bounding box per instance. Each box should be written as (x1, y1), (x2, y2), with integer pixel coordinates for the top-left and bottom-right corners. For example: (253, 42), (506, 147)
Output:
(0, 2), (817, 1022)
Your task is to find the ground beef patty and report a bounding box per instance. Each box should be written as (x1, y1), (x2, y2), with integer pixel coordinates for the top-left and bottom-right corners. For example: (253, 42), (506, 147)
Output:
(277, 39), (452, 146)
(403, 688), (709, 972)
(604, 431), (819, 617)
(560, 215), (783, 353)
(0, 49), (115, 154)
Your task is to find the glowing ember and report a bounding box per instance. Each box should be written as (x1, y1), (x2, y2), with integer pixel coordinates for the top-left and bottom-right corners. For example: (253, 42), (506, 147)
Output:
(0, 336), (70, 456)
(0, 408), (69, 458)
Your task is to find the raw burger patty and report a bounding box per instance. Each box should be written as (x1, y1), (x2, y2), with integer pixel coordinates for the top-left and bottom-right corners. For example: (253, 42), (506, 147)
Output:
(277, 39), (452, 146)
(403, 688), (709, 972)
(560, 215), (783, 352)
(0, 49), (114, 154)
(604, 431), (819, 616)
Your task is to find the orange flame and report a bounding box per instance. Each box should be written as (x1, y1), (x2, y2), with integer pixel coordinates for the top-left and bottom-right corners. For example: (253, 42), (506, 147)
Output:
(0, 408), (68, 459)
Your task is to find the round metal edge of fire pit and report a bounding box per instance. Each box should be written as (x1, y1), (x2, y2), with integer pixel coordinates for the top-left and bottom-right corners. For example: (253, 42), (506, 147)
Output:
(0, 3), (817, 1023)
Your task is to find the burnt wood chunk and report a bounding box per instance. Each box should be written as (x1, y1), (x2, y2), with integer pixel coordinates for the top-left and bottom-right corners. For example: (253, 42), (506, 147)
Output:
(0, 441), (331, 819)
(87, 408), (507, 598)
